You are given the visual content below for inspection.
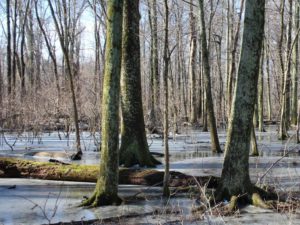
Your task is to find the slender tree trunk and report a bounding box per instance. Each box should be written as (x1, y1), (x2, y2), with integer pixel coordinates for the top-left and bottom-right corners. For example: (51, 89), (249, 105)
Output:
(217, 0), (265, 201)
(278, 0), (286, 91)
(147, 0), (160, 131)
(265, 37), (272, 121)
(48, 0), (82, 157)
(120, 0), (160, 167)
(6, 0), (11, 96)
(12, 0), (17, 97)
(279, 0), (292, 140)
(81, 0), (123, 207)
(198, 0), (222, 153)
(163, 0), (170, 197)
(34, 1), (61, 102)
(291, 2), (299, 125)
(227, 0), (245, 117)
(258, 44), (265, 132)
(189, 1), (197, 124)
(251, 116), (259, 156)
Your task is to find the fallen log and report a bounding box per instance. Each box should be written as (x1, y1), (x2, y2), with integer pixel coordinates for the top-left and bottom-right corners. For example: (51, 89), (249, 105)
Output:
(0, 157), (219, 187)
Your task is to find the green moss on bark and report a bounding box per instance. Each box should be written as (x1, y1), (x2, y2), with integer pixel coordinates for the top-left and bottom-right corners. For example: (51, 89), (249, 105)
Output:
(119, 0), (160, 168)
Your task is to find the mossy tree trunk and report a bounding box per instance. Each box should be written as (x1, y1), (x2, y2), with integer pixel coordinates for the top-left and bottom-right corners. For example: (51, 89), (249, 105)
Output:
(198, 0), (222, 153)
(291, 2), (299, 126)
(119, 0), (160, 168)
(81, 0), (123, 207)
(217, 0), (265, 201)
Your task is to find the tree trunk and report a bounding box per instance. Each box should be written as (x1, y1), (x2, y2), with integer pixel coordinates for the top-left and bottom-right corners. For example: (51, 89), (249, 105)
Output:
(258, 44), (265, 132)
(147, 0), (160, 131)
(198, 0), (222, 153)
(279, 0), (292, 140)
(163, 0), (170, 197)
(251, 116), (259, 156)
(48, 0), (82, 157)
(265, 36), (272, 121)
(6, 0), (12, 96)
(81, 0), (123, 207)
(120, 0), (160, 167)
(189, 1), (197, 124)
(291, 2), (299, 125)
(217, 0), (265, 201)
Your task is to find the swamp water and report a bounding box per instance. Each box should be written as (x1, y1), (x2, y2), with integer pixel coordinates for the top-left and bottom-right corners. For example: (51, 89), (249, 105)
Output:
(0, 125), (300, 224)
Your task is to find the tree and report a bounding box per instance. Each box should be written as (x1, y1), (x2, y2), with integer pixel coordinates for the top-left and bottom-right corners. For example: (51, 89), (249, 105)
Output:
(81, 0), (123, 207)
(6, 0), (11, 96)
(257, 44), (265, 132)
(162, 0), (170, 197)
(119, 0), (160, 167)
(291, 2), (299, 125)
(189, 0), (197, 124)
(217, 0), (265, 203)
(147, 0), (160, 132)
(47, 0), (83, 159)
(279, 0), (292, 140)
(198, 0), (222, 154)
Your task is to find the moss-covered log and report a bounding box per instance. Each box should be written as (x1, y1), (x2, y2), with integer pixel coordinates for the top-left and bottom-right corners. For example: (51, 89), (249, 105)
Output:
(0, 157), (219, 188)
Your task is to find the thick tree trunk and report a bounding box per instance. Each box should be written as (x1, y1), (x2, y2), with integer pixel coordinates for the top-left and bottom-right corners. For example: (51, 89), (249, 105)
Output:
(81, 0), (123, 207)
(198, 0), (222, 153)
(120, 0), (160, 167)
(217, 0), (265, 201)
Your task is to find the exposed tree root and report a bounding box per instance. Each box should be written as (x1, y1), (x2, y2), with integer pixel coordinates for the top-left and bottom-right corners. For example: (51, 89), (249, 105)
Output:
(251, 192), (271, 209)
(80, 191), (123, 208)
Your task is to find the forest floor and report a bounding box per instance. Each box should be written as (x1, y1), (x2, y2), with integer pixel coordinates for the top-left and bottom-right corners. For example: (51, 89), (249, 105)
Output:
(0, 125), (300, 225)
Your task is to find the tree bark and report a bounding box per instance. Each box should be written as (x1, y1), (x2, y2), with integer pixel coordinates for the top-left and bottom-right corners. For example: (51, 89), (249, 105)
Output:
(279, 0), (292, 140)
(189, 1), (197, 124)
(6, 0), (12, 95)
(258, 44), (265, 132)
(120, 0), (160, 167)
(198, 0), (222, 153)
(163, 0), (170, 197)
(217, 0), (265, 201)
(291, 2), (299, 125)
(81, 0), (123, 207)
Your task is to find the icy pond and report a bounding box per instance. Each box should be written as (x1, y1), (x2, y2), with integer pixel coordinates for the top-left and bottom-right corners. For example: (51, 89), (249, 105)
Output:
(0, 125), (300, 224)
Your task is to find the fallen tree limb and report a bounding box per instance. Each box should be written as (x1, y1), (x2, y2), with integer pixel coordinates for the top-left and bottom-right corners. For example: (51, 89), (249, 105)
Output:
(0, 157), (219, 187)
